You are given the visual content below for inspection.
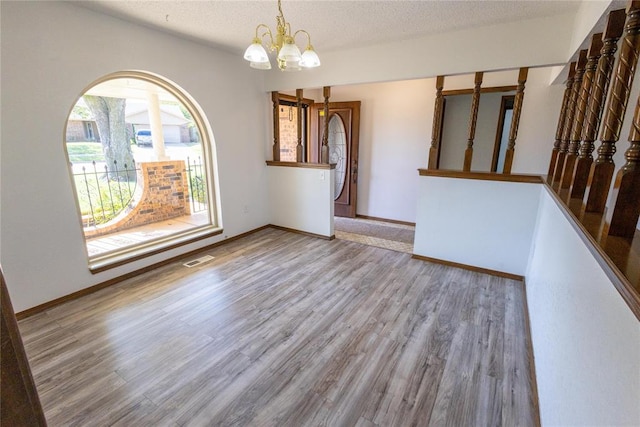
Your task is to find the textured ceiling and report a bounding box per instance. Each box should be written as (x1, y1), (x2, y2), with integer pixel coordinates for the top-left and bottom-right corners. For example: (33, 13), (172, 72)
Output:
(73, 0), (582, 55)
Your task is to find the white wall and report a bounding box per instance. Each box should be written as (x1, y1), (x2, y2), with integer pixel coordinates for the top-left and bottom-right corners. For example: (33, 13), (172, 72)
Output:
(512, 67), (565, 174)
(0, 2), (269, 312)
(413, 175), (639, 424)
(311, 68), (564, 224)
(263, 13), (575, 92)
(267, 166), (334, 238)
(414, 177), (540, 276)
(439, 88), (515, 172)
(526, 187), (640, 426)
(472, 92), (509, 171)
(439, 95), (470, 170)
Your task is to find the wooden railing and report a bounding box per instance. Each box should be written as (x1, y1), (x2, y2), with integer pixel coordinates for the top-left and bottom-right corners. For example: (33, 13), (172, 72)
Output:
(427, 68), (528, 173)
(543, 4), (640, 304)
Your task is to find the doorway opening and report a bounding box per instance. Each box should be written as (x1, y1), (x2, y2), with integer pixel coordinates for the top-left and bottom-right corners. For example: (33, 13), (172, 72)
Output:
(491, 95), (515, 172)
(311, 101), (361, 218)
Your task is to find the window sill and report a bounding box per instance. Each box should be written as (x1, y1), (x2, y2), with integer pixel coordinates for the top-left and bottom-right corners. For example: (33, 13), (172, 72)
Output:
(88, 225), (223, 273)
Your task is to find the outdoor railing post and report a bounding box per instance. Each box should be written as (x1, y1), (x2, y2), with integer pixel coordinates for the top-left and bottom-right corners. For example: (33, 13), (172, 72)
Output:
(81, 164), (96, 227)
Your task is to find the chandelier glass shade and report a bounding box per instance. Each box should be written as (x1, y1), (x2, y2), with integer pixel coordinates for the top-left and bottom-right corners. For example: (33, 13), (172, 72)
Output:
(243, 0), (321, 71)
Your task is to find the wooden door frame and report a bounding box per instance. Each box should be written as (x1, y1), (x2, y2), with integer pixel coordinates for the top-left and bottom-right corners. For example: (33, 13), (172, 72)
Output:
(310, 101), (361, 217)
(491, 95), (515, 172)
(436, 98), (447, 169)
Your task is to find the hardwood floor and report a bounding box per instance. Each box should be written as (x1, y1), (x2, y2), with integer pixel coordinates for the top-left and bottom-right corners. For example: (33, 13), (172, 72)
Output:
(18, 228), (539, 426)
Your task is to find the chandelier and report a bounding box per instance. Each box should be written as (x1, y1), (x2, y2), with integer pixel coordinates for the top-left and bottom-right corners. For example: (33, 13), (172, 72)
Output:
(243, 0), (321, 71)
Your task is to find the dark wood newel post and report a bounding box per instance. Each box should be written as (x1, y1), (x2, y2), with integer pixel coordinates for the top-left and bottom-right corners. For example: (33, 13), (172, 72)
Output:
(502, 67), (528, 174)
(321, 86), (331, 164)
(272, 91), (280, 161)
(561, 49), (590, 191)
(571, 10), (626, 201)
(584, 0), (640, 214)
(464, 72), (484, 172)
(296, 89), (303, 162)
(1, 269), (48, 426)
(428, 75), (445, 169)
(548, 63), (576, 183)
(554, 57), (586, 189)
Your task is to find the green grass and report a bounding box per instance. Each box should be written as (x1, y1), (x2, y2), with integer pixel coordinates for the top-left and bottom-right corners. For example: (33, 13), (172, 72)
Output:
(66, 142), (104, 163)
(73, 174), (136, 225)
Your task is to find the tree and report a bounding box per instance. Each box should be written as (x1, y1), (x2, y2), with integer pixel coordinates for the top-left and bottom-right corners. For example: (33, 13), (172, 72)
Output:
(83, 95), (134, 180)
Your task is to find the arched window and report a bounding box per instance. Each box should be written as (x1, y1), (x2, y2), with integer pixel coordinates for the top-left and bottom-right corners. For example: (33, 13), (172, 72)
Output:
(64, 71), (222, 271)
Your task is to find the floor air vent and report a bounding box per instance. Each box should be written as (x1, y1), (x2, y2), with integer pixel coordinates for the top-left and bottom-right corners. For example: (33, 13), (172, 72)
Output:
(183, 255), (215, 268)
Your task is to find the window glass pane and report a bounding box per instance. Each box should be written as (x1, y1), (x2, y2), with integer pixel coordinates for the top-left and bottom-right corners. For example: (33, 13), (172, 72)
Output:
(328, 114), (347, 199)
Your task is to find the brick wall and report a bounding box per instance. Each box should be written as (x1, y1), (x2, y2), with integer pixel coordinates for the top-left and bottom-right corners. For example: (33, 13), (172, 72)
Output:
(66, 120), (100, 142)
(84, 160), (191, 237)
(279, 105), (298, 162)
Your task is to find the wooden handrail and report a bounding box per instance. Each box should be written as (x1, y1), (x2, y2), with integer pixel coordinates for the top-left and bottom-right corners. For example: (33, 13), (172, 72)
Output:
(418, 168), (544, 183)
(266, 161), (335, 169)
(543, 183), (640, 321)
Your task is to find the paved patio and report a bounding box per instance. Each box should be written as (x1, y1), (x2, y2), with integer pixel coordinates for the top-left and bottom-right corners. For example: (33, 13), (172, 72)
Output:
(86, 211), (209, 256)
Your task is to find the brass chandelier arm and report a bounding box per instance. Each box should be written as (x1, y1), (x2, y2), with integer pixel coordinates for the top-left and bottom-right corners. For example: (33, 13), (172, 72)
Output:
(245, 0), (320, 71)
(254, 24), (275, 48)
(293, 29), (313, 49)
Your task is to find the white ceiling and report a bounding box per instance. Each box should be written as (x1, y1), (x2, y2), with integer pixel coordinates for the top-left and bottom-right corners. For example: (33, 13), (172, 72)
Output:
(73, 0), (583, 56)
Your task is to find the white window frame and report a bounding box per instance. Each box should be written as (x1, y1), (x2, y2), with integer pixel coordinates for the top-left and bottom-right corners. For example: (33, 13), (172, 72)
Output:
(64, 70), (223, 272)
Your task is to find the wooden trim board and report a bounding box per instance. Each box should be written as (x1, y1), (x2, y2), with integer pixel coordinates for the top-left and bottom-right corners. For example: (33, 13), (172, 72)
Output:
(418, 169), (544, 184)
(269, 225), (335, 241)
(16, 225), (336, 320)
(412, 254), (524, 281)
(521, 278), (543, 427)
(355, 214), (416, 227)
(266, 161), (336, 169)
(16, 226), (270, 319)
(442, 85), (517, 96)
(542, 184), (640, 321)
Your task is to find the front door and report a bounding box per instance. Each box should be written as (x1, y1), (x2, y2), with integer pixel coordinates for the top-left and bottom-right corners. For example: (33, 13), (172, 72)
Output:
(310, 101), (360, 218)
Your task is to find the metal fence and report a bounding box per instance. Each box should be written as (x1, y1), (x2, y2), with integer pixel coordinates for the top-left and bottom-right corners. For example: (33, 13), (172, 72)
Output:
(71, 160), (139, 227)
(186, 156), (208, 213)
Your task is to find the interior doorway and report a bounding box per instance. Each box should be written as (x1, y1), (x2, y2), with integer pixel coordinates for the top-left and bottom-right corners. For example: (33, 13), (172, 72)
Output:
(491, 95), (515, 172)
(310, 101), (360, 217)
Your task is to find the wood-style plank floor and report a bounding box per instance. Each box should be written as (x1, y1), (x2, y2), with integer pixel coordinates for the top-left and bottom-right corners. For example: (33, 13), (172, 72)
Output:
(18, 228), (539, 426)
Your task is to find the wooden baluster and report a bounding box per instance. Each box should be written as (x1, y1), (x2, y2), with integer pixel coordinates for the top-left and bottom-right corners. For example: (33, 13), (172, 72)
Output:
(503, 67), (528, 174)
(272, 91), (280, 161)
(321, 86), (331, 164)
(554, 56), (586, 189)
(296, 89), (303, 162)
(428, 75), (445, 169)
(571, 10), (627, 202)
(604, 95), (640, 238)
(584, 0), (640, 214)
(464, 72), (484, 172)
(551, 63), (577, 186)
(560, 50), (590, 193)
(548, 63), (576, 183)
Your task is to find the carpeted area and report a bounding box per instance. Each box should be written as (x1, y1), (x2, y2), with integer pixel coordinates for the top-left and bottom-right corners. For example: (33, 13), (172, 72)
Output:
(334, 217), (415, 254)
